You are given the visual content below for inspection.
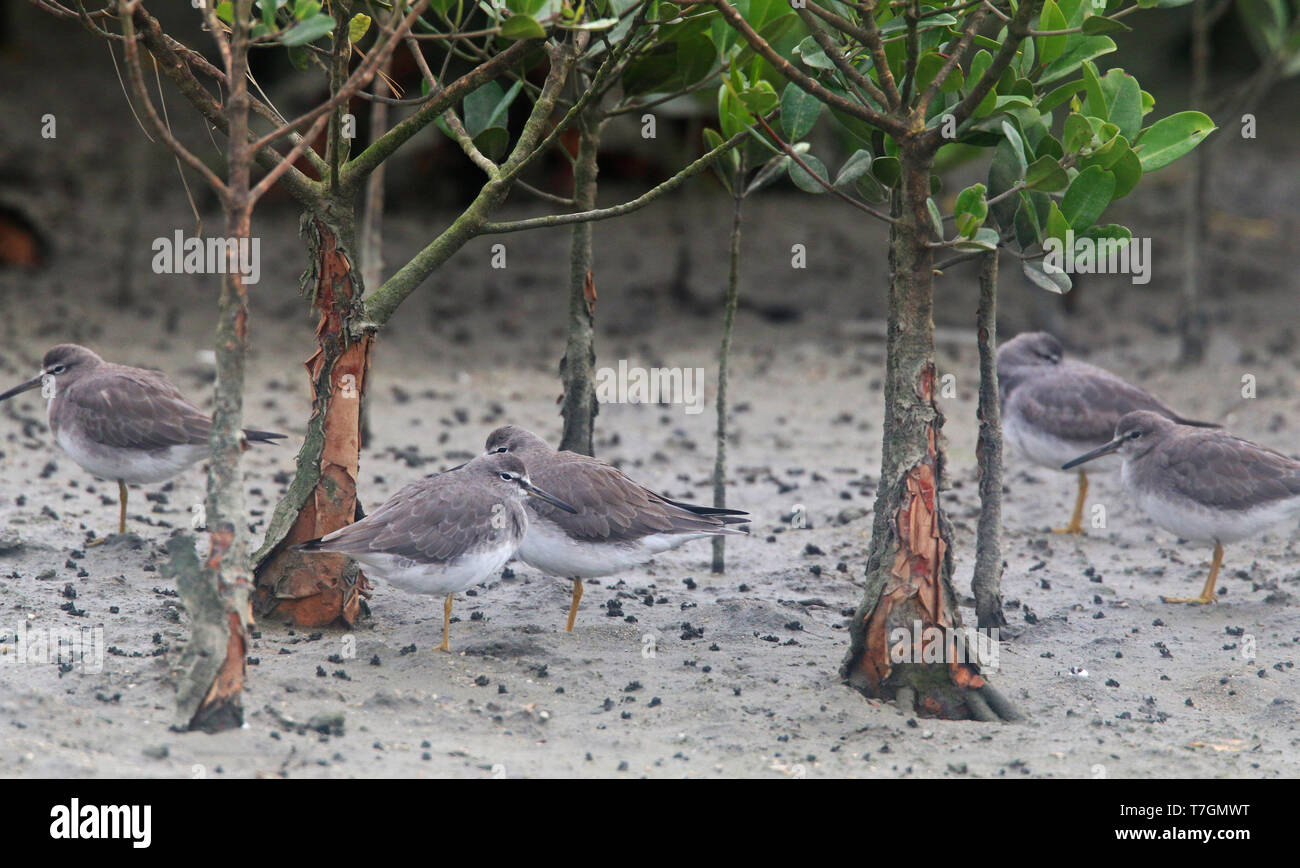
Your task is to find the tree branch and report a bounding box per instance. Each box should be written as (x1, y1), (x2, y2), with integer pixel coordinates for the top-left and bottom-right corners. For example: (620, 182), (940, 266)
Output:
(119, 0), (228, 197)
(921, 0), (1038, 148)
(685, 0), (909, 138)
(340, 37), (537, 194)
(477, 118), (762, 236)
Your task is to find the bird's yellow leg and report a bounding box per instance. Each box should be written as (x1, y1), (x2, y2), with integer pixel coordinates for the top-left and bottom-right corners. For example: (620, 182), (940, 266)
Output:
(1053, 470), (1088, 535)
(88, 480), (128, 546)
(438, 594), (453, 652)
(1163, 543), (1224, 605)
(565, 578), (584, 633)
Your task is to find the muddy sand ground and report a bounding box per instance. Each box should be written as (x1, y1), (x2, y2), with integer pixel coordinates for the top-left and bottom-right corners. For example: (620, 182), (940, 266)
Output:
(1, 13), (1298, 778)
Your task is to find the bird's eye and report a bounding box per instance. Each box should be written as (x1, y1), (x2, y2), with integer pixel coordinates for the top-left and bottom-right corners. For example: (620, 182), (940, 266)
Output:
(499, 472), (512, 481)
(493, 447), (508, 454)
(1129, 430), (1142, 439)
(50, 365), (66, 375)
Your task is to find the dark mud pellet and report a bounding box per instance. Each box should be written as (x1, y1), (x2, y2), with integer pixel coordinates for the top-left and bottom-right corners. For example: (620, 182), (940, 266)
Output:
(399, 644), (416, 655)
(315, 666), (327, 677)
(648, 697), (661, 707)
(683, 577), (696, 590)
(474, 675), (490, 687)
(370, 655), (381, 666)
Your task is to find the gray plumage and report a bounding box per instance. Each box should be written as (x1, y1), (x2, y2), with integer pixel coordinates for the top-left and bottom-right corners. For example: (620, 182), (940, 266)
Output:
(298, 453), (530, 564)
(1108, 412), (1300, 515)
(484, 425), (749, 544)
(998, 332), (1215, 453)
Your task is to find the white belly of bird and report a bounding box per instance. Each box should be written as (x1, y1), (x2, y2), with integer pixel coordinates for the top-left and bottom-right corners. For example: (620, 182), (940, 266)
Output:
(1124, 465), (1300, 545)
(350, 543), (515, 596)
(1004, 410), (1120, 474)
(517, 517), (713, 578)
(54, 425), (204, 484)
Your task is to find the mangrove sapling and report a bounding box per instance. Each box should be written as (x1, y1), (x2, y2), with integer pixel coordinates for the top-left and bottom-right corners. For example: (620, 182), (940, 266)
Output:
(699, 0), (1213, 718)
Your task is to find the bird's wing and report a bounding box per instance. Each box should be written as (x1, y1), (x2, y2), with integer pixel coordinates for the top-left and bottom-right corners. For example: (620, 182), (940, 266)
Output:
(529, 452), (736, 542)
(62, 369), (211, 450)
(1161, 432), (1300, 511)
(1010, 368), (1179, 445)
(317, 478), (520, 563)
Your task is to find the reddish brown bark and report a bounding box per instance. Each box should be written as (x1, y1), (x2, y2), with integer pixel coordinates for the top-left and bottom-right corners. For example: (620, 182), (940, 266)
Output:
(254, 218), (372, 627)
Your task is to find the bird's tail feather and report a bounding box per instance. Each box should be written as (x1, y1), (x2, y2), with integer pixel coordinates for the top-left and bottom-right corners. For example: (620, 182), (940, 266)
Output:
(244, 428), (288, 444)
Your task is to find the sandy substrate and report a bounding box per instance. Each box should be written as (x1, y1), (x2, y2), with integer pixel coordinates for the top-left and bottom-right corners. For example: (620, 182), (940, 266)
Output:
(1, 10), (1298, 778)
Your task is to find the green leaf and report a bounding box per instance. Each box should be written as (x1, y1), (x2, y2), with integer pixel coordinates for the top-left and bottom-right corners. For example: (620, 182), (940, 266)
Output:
(500, 14), (546, 40)
(926, 197), (945, 239)
(871, 156), (901, 187)
(1046, 200), (1071, 245)
(1103, 71), (1142, 141)
(1040, 79), (1085, 113)
(1024, 155), (1068, 191)
(834, 149), (873, 187)
(792, 35), (835, 70)
(473, 127), (510, 161)
(916, 52), (964, 94)
(1039, 35), (1117, 85)
(953, 227), (1000, 250)
(954, 183), (988, 237)
(286, 45), (309, 70)
(464, 81), (507, 137)
(1135, 111), (1217, 171)
(739, 80), (779, 116)
(280, 13), (335, 46)
(293, 0), (319, 19)
(1001, 121), (1028, 173)
(788, 154), (830, 194)
(1109, 146), (1142, 198)
(1037, 0), (1068, 65)
(1060, 164), (1116, 230)
(348, 13), (371, 43)
(1082, 13), (1132, 33)
(780, 83), (822, 141)
(216, 1), (234, 24)
(987, 138), (1023, 231)
(1023, 259), (1072, 293)
(1063, 112), (1093, 152)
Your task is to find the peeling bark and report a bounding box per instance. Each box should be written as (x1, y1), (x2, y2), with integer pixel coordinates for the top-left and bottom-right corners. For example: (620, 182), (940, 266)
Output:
(973, 250), (1007, 629)
(253, 213), (372, 627)
(841, 146), (1011, 719)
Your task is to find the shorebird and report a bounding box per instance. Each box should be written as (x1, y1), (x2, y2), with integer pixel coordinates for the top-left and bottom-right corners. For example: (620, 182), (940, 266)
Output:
(0, 344), (285, 536)
(998, 332), (1216, 534)
(484, 425), (750, 632)
(1063, 411), (1300, 604)
(293, 452), (576, 651)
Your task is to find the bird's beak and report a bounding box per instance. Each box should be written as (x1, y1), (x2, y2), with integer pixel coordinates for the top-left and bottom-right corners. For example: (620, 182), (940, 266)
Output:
(520, 479), (578, 514)
(1062, 436), (1124, 470)
(0, 374), (44, 403)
